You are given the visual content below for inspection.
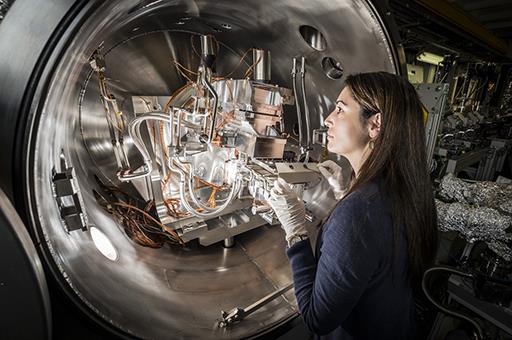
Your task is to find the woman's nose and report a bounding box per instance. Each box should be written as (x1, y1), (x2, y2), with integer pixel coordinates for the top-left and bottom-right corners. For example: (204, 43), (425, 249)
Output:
(324, 111), (334, 128)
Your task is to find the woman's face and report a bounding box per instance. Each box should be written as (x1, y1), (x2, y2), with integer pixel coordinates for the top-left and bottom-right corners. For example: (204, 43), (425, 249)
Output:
(324, 86), (369, 157)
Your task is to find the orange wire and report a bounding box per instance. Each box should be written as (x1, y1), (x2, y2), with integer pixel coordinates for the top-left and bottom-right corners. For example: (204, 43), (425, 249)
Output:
(112, 202), (185, 245)
(224, 48), (254, 78)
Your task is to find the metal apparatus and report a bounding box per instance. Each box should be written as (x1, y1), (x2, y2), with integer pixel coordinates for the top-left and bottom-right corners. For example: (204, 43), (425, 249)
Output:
(0, 0), (401, 338)
(415, 83), (450, 170)
(427, 60), (512, 182)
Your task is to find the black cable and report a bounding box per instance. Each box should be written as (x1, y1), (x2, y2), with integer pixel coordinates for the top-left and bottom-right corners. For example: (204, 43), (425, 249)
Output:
(422, 266), (484, 339)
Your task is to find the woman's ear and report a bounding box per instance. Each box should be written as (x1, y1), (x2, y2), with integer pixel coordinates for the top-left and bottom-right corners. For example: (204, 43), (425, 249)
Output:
(367, 112), (381, 139)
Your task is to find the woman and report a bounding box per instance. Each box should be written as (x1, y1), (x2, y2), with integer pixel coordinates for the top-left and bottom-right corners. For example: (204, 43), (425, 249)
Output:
(268, 72), (438, 339)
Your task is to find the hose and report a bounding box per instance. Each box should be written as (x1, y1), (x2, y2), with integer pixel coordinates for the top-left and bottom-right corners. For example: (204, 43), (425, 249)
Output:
(300, 56), (311, 163)
(170, 159), (240, 219)
(422, 266), (484, 339)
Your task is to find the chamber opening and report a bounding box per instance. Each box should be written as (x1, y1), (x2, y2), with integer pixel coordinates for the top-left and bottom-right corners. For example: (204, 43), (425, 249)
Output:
(28, 1), (397, 338)
(322, 56), (344, 80)
(299, 25), (327, 51)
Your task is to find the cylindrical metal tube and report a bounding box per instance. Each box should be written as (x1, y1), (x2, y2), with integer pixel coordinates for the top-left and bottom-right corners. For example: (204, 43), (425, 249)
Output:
(200, 35), (216, 69)
(252, 49), (271, 82)
(200, 35), (215, 56)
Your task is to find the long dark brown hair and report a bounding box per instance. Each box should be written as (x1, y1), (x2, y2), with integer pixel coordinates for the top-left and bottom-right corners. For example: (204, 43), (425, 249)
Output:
(342, 72), (437, 286)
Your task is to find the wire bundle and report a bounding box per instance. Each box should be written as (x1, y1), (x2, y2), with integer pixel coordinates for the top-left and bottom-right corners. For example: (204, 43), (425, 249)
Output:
(93, 177), (184, 248)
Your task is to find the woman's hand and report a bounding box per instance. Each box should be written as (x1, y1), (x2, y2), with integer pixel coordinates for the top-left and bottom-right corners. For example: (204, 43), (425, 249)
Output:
(267, 178), (307, 243)
(318, 160), (348, 200)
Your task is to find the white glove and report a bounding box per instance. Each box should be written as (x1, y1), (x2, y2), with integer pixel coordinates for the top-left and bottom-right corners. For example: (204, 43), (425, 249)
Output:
(267, 178), (307, 242)
(302, 175), (338, 219)
(317, 160), (348, 200)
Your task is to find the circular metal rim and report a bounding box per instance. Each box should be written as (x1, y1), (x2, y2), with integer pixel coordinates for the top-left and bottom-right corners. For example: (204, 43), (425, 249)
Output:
(3, 0), (138, 338)
(0, 187), (52, 339)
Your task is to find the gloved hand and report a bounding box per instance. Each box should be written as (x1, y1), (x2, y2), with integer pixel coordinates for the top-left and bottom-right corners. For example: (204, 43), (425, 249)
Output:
(302, 175), (338, 219)
(317, 160), (348, 200)
(267, 178), (307, 242)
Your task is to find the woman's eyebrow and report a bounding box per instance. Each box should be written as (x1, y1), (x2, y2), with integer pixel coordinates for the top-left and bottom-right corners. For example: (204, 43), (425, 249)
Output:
(336, 99), (347, 106)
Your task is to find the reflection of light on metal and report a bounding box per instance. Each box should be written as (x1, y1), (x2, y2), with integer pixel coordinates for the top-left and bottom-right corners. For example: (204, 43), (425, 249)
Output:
(417, 52), (444, 65)
(90, 227), (118, 261)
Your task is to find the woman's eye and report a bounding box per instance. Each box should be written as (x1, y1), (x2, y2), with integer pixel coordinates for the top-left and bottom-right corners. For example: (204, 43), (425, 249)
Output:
(336, 106), (343, 114)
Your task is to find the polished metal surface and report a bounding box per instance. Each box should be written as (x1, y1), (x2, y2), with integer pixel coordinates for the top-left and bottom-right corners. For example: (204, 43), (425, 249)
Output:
(252, 49), (271, 82)
(5, 0), (399, 338)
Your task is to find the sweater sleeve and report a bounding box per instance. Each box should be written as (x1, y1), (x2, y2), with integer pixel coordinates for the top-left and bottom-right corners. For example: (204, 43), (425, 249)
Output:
(286, 195), (382, 335)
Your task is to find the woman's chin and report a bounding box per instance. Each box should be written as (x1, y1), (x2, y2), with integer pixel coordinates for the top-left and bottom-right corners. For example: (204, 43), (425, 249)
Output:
(327, 144), (348, 157)
(326, 143), (340, 155)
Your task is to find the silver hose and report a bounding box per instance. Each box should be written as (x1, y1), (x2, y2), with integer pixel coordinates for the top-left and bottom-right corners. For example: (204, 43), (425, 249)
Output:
(170, 159), (240, 218)
(300, 56), (311, 163)
(118, 114), (159, 181)
(186, 160), (222, 212)
(123, 109), (204, 182)
(122, 111), (182, 181)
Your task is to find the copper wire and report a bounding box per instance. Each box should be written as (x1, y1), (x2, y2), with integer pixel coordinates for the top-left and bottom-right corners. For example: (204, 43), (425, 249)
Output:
(112, 202), (185, 245)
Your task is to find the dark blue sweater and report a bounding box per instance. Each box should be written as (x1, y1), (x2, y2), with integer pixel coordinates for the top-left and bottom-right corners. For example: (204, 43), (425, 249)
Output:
(286, 179), (414, 339)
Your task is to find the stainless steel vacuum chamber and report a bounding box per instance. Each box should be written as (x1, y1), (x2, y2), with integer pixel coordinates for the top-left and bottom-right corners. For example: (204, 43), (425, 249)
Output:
(0, 0), (403, 338)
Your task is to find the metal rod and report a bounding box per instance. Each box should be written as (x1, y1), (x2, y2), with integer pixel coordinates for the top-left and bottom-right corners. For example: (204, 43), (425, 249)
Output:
(244, 283), (293, 315)
(291, 58), (304, 153)
(93, 62), (131, 171)
(204, 76), (219, 143)
(459, 63), (470, 112)
(176, 109), (183, 152)
(219, 283), (294, 327)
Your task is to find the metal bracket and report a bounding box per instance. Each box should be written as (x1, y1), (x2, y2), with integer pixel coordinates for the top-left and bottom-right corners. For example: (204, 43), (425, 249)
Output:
(51, 152), (87, 232)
